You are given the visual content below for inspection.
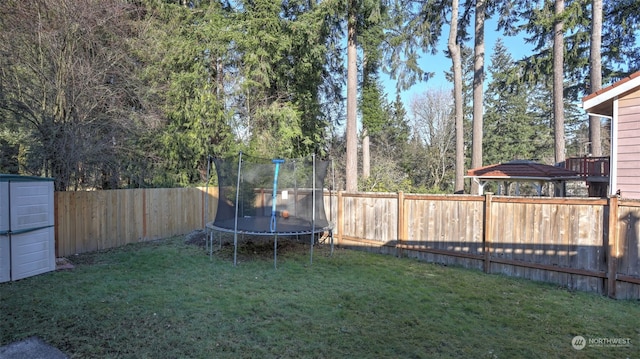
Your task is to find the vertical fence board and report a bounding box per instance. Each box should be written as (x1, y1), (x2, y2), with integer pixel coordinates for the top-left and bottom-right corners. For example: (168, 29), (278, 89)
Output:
(616, 203), (640, 299)
(132, 189), (144, 242)
(540, 203), (552, 282)
(86, 191), (99, 252)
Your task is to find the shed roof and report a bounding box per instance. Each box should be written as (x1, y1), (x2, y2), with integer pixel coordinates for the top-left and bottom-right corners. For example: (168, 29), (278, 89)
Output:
(0, 174), (54, 182)
(466, 160), (580, 181)
(582, 71), (640, 116)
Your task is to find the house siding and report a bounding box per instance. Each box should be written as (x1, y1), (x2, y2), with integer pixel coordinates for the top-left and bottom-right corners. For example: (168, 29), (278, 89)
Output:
(616, 89), (640, 199)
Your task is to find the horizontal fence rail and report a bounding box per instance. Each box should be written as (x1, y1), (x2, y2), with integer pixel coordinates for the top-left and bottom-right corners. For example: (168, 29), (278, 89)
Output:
(54, 188), (640, 299)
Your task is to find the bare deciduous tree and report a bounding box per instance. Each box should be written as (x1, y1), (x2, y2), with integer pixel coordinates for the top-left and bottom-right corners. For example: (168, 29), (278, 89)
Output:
(0, 0), (150, 190)
(409, 89), (456, 190)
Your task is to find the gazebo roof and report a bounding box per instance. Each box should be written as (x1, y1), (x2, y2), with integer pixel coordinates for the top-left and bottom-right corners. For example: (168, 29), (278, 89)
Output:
(466, 160), (580, 181)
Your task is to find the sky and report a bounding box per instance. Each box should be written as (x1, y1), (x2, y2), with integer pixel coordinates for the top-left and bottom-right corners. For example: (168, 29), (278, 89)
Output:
(382, 18), (535, 107)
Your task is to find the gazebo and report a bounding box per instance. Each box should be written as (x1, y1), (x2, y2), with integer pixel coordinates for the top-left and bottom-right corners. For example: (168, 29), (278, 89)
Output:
(466, 160), (581, 196)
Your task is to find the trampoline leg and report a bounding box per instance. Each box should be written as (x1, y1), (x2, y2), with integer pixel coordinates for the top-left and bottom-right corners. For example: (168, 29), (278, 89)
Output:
(274, 234), (278, 270)
(310, 232), (313, 266)
(330, 229), (334, 256)
(233, 232), (238, 267)
(209, 230), (214, 260)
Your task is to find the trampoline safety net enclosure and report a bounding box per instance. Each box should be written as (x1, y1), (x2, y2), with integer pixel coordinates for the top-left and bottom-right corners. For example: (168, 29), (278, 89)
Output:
(207, 152), (333, 267)
(211, 153), (330, 235)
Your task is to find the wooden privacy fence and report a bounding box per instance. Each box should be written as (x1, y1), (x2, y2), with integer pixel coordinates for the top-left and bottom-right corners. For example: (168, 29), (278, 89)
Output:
(55, 188), (640, 299)
(55, 187), (218, 257)
(336, 192), (640, 300)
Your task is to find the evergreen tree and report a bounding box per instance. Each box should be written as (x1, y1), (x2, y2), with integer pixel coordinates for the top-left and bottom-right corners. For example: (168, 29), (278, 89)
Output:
(499, 0), (640, 161)
(384, 93), (411, 153)
(359, 0), (388, 181)
(139, 1), (235, 186)
(360, 92), (414, 193)
(484, 40), (548, 164)
(360, 76), (386, 179)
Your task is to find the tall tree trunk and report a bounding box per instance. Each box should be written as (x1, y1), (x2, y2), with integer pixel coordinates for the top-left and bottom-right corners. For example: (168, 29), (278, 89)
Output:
(589, 0), (603, 156)
(471, 0), (485, 194)
(553, 0), (565, 166)
(448, 0), (464, 193)
(346, 0), (358, 192)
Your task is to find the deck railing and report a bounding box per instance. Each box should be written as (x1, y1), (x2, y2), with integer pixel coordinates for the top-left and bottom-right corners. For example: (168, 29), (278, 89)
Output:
(564, 156), (610, 179)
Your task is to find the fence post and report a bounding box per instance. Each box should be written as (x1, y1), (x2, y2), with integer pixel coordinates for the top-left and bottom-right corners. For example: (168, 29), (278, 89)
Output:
(483, 193), (493, 274)
(337, 191), (344, 246)
(397, 191), (405, 257)
(607, 195), (620, 298)
(54, 192), (60, 258)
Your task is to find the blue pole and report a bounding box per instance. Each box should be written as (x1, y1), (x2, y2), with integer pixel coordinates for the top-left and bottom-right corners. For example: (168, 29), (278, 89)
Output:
(270, 159), (285, 233)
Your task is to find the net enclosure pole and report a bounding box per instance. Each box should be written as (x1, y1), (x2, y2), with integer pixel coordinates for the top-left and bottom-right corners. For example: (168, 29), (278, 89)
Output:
(205, 155), (212, 255)
(205, 156), (210, 230)
(233, 151), (243, 266)
(331, 158), (335, 256)
(270, 159), (285, 233)
(310, 154), (316, 265)
(271, 159), (285, 269)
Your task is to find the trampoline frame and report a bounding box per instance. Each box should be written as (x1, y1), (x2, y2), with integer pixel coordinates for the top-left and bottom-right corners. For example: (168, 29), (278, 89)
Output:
(205, 152), (334, 268)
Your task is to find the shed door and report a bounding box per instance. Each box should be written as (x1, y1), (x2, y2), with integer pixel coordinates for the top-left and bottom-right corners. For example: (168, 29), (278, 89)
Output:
(9, 181), (54, 231)
(11, 227), (55, 281)
(0, 234), (9, 283)
(9, 180), (55, 280)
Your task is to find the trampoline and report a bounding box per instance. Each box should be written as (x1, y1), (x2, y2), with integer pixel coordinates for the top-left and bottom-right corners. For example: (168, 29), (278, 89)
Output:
(205, 152), (333, 267)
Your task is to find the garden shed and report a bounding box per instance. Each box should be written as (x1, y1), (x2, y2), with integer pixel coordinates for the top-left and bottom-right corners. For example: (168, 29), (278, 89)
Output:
(582, 71), (640, 200)
(0, 175), (55, 282)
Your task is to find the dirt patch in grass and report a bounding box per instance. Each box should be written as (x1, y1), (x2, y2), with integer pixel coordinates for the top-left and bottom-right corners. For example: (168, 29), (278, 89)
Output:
(184, 229), (208, 247)
(217, 236), (316, 263)
(185, 229), (322, 263)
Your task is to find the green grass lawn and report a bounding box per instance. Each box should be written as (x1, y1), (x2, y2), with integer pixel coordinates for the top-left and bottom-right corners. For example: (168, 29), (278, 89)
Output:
(1, 236), (639, 358)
